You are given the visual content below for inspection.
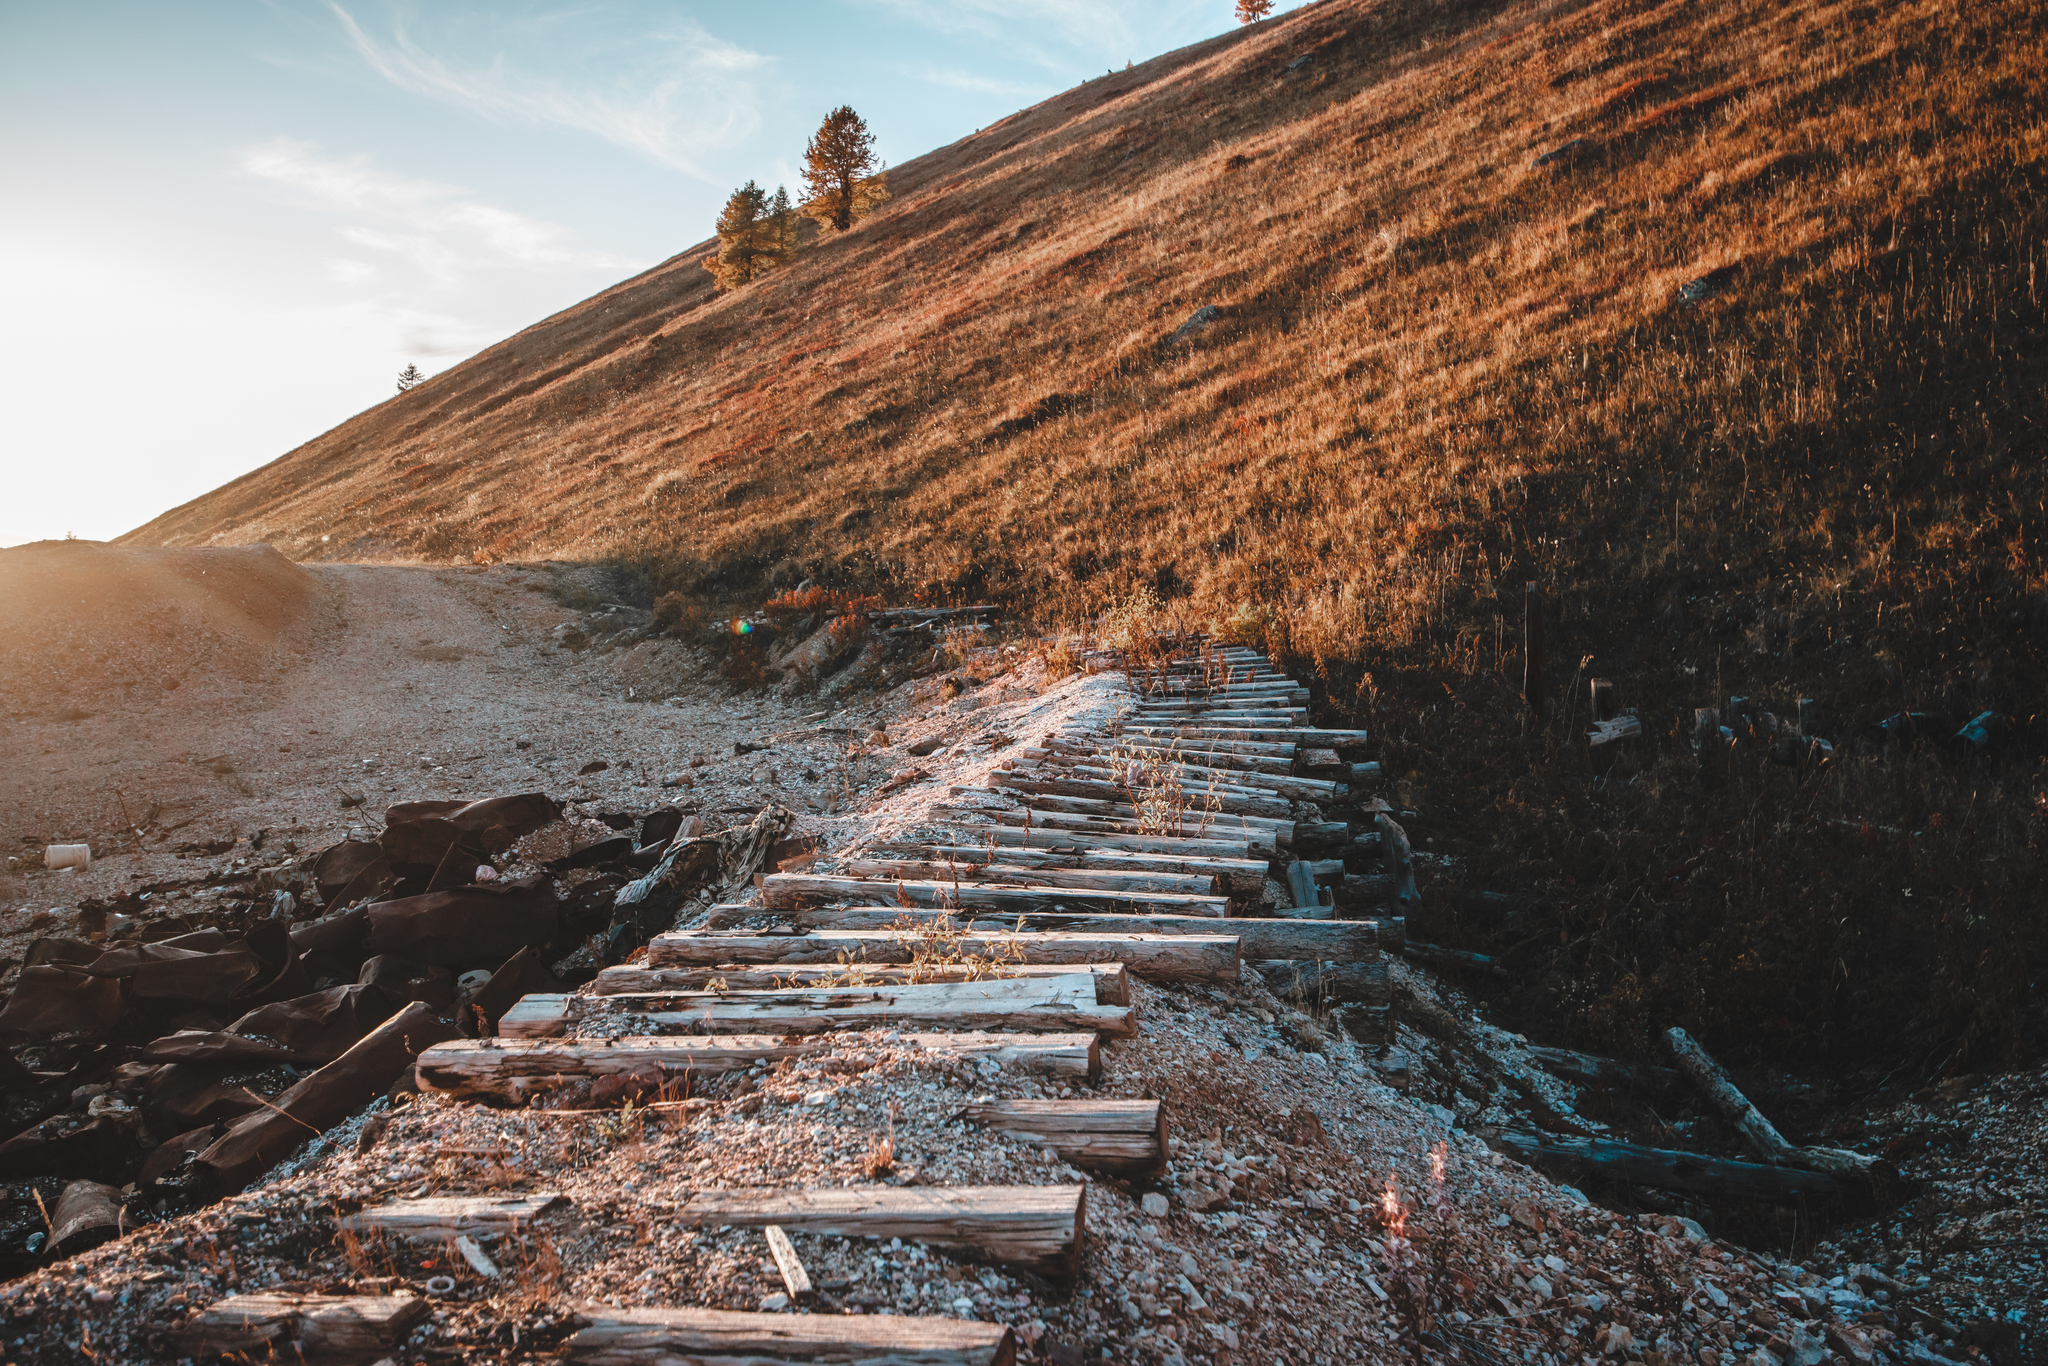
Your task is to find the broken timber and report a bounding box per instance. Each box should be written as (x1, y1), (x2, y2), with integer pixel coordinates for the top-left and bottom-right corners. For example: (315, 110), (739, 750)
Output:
(674, 1185), (1086, 1281)
(497, 973), (1137, 1039)
(415, 1032), (1102, 1099)
(564, 1306), (1016, 1365)
(646, 929), (1236, 982)
(338, 1194), (568, 1241)
(958, 1099), (1167, 1178)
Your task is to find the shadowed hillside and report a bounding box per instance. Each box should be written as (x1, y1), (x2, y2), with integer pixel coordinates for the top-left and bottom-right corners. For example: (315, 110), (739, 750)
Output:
(125, 0), (2048, 1068)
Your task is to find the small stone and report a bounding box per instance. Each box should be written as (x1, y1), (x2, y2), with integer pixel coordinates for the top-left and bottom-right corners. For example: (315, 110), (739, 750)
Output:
(1141, 1193), (1170, 1217)
(515, 739), (533, 749)
(578, 760), (610, 775)
(805, 1091), (832, 1106)
(760, 1293), (790, 1312)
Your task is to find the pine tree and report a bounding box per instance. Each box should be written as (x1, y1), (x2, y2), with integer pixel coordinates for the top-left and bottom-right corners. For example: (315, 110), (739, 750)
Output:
(705, 180), (773, 291)
(767, 184), (803, 266)
(800, 106), (889, 233)
(1236, 0), (1274, 22)
(396, 363), (425, 392)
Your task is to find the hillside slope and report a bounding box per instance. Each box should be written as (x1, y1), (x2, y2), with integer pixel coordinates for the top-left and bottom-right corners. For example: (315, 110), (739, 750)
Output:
(124, 0), (2048, 1065)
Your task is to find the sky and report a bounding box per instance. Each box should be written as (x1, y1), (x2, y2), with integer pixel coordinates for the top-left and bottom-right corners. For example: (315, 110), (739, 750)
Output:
(0, 0), (1287, 548)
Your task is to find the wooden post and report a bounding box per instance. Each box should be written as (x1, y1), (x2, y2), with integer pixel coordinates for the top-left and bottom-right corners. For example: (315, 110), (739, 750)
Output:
(1588, 678), (1616, 722)
(1522, 582), (1544, 717)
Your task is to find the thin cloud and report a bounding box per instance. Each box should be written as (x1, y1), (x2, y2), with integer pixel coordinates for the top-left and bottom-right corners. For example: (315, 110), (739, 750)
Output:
(242, 138), (633, 284)
(328, 3), (766, 179)
(913, 66), (1054, 99)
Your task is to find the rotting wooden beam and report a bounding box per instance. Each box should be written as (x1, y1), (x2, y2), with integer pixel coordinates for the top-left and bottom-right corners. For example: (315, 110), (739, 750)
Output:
(415, 1031), (1102, 1099)
(647, 928), (1238, 983)
(499, 974), (1137, 1040)
(761, 872), (1232, 918)
(959, 1099), (1167, 1178)
(714, 907), (1390, 962)
(563, 1305), (1017, 1365)
(839, 858), (1221, 897)
(162, 1294), (430, 1357)
(338, 1194), (567, 1241)
(672, 1185), (1086, 1282)
(593, 961), (1133, 1005)
(868, 843), (1268, 897)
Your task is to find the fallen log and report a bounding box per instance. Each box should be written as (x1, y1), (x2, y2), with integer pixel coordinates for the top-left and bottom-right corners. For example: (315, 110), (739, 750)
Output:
(760, 873), (1232, 918)
(1485, 1131), (1873, 1203)
(674, 1185), (1085, 1281)
(1401, 941), (1505, 975)
(1030, 754), (1344, 802)
(647, 928), (1234, 983)
(714, 907), (1391, 961)
(1126, 725), (1371, 747)
(1524, 1046), (1682, 1092)
(497, 973), (1138, 1040)
(197, 1001), (460, 1192)
(416, 1032), (1102, 1100)
(162, 1293), (429, 1358)
(1664, 1027), (1881, 1175)
(564, 1306), (1015, 1366)
(957, 1100), (1166, 1178)
(594, 960), (1133, 1005)
(338, 1193), (567, 1241)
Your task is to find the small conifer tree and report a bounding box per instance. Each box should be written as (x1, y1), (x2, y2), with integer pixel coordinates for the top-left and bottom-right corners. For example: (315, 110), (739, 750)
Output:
(800, 106), (889, 233)
(705, 180), (774, 291)
(1236, 0), (1274, 22)
(396, 363), (425, 392)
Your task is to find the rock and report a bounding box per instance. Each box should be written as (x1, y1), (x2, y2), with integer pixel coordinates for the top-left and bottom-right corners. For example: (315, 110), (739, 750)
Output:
(551, 625), (590, 652)
(1141, 1192), (1170, 1217)
(906, 736), (945, 757)
(1531, 137), (1590, 168)
(1167, 306), (1220, 346)
(759, 1293), (790, 1312)
(661, 773), (694, 788)
(515, 738), (533, 750)
(1827, 1324), (1876, 1365)
(578, 760), (610, 776)
(1680, 265), (1740, 303)
(1599, 1323), (1636, 1356)
(338, 789), (367, 808)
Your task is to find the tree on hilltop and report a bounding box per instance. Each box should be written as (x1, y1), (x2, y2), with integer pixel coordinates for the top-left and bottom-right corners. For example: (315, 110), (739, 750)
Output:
(800, 106), (889, 233)
(1236, 0), (1274, 22)
(396, 363), (425, 392)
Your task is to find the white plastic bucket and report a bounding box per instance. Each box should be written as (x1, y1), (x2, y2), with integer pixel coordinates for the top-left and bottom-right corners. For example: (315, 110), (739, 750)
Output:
(45, 844), (90, 871)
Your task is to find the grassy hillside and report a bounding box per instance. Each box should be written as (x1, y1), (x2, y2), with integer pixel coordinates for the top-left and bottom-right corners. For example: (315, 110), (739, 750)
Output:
(126, 0), (2048, 1069)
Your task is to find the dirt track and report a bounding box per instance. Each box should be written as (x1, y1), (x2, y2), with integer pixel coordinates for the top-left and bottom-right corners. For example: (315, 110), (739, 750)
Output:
(0, 544), (847, 920)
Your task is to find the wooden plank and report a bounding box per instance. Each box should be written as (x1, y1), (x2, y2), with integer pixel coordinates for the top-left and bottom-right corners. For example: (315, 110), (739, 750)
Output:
(501, 974), (1138, 1039)
(647, 929), (1238, 984)
(959, 1099), (1166, 1177)
(764, 1225), (812, 1300)
(1127, 725), (1370, 746)
(674, 1185), (1085, 1281)
(416, 1033), (1101, 1099)
(761, 873), (1232, 918)
(594, 961), (1132, 1006)
(956, 814), (1257, 857)
(986, 787), (1296, 832)
(1031, 757), (1346, 802)
(163, 1294), (429, 1356)
(751, 908), (1389, 962)
(993, 772), (1297, 820)
(339, 1194), (568, 1241)
(870, 843), (1268, 896)
(841, 858), (1221, 896)
(565, 1306), (1015, 1365)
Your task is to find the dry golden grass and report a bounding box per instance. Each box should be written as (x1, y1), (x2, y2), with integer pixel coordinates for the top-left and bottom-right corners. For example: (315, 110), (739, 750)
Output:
(124, 0), (2048, 1066)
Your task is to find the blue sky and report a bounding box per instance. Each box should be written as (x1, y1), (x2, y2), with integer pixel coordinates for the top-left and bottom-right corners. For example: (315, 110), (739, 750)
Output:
(0, 0), (1280, 548)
